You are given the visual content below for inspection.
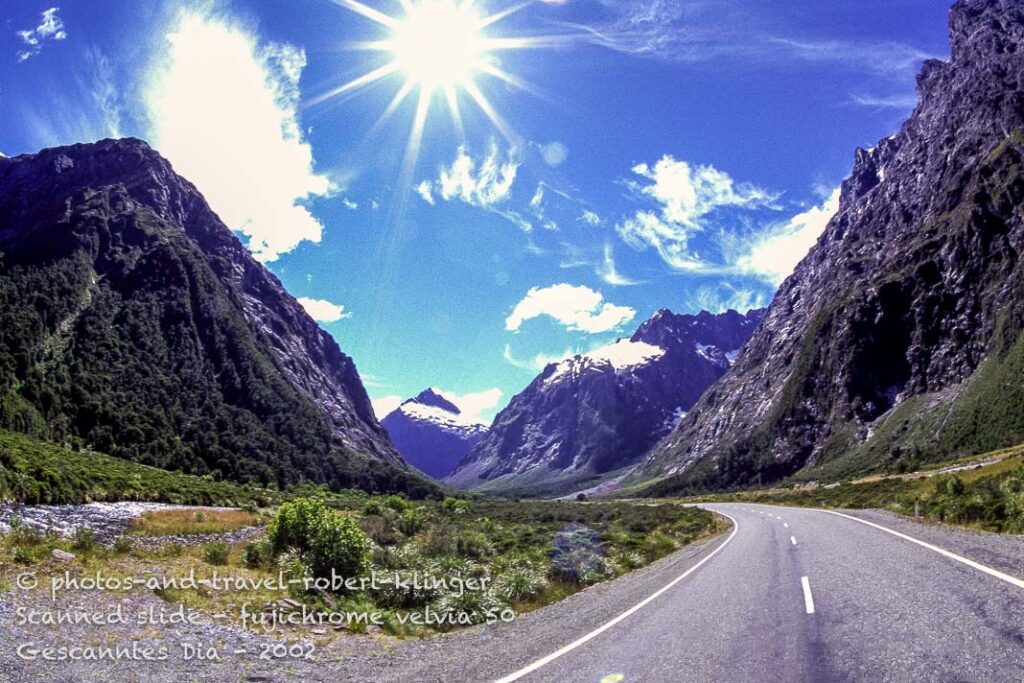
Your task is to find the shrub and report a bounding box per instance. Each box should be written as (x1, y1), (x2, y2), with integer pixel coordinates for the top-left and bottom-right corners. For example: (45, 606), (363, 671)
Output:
(398, 507), (426, 536)
(268, 497), (371, 585)
(202, 542), (230, 566)
(243, 540), (270, 569)
(72, 527), (96, 554)
(442, 498), (471, 514)
(382, 494), (410, 513)
(494, 566), (548, 603)
(113, 536), (134, 555)
(13, 546), (34, 565)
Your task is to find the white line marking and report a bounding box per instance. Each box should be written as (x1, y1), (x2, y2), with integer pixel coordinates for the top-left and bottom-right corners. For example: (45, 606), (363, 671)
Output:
(784, 523), (789, 528)
(494, 512), (740, 683)
(801, 576), (815, 614)
(791, 536), (797, 546)
(820, 510), (1024, 590)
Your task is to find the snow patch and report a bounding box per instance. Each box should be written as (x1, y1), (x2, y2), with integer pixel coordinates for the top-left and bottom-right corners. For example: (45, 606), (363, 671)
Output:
(587, 339), (666, 369)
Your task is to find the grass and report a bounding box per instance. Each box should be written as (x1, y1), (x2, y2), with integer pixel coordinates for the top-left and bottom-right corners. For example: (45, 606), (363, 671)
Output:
(682, 444), (1024, 533)
(128, 508), (262, 537)
(0, 493), (725, 641)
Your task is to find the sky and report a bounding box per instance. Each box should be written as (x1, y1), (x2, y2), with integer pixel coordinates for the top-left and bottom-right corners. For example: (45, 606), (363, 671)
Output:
(0, 0), (952, 423)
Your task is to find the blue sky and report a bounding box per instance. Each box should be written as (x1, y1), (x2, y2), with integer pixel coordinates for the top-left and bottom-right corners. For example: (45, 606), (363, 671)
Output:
(0, 0), (951, 422)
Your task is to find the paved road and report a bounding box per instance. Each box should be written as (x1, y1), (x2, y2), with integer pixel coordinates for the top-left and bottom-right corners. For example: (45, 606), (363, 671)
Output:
(492, 503), (1024, 682)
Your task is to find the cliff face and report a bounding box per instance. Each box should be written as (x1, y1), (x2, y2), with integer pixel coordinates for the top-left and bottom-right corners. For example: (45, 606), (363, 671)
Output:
(0, 138), (421, 492)
(381, 389), (488, 479)
(447, 309), (764, 494)
(643, 0), (1024, 492)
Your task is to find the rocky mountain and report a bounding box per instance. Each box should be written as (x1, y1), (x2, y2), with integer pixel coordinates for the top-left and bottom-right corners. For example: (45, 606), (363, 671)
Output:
(0, 138), (433, 495)
(641, 0), (1024, 493)
(380, 389), (488, 479)
(446, 308), (764, 494)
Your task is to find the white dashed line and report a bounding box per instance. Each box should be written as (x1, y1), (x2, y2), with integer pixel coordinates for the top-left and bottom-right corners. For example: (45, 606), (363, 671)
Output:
(801, 576), (815, 614)
(783, 523), (789, 528)
(790, 536), (797, 546)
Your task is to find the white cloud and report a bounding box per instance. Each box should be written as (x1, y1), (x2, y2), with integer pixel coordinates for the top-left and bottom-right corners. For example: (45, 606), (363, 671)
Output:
(530, 184), (545, 208)
(145, 11), (332, 262)
(848, 93), (918, 110)
(415, 180), (435, 205)
(506, 283), (635, 334)
(371, 395), (403, 420)
(597, 243), (639, 286)
(436, 387), (504, 423)
(579, 209), (602, 227)
(503, 344), (577, 372)
(16, 7), (67, 62)
(297, 297), (352, 323)
(342, 198), (359, 210)
(689, 283), (768, 314)
(617, 155), (775, 271)
(437, 143), (519, 206)
(735, 188), (840, 284)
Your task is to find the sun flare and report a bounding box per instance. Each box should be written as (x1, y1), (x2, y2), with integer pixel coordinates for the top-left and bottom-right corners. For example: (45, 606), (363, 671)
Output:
(317, 0), (560, 182)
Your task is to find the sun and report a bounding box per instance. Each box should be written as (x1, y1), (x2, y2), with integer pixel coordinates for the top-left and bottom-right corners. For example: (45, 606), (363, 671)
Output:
(314, 0), (560, 182)
(389, 1), (485, 90)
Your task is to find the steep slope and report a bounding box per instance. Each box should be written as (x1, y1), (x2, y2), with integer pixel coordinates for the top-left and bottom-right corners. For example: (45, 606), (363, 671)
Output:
(0, 139), (431, 495)
(642, 0), (1024, 493)
(447, 309), (764, 494)
(380, 389), (488, 478)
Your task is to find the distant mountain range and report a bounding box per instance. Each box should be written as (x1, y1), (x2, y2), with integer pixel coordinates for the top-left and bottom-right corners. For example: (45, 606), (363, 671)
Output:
(0, 139), (434, 496)
(641, 0), (1024, 494)
(446, 308), (764, 495)
(380, 388), (488, 479)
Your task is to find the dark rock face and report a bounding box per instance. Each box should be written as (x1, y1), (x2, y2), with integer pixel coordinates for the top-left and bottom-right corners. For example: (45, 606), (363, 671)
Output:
(446, 309), (764, 493)
(0, 139), (418, 491)
(381, 389), (488, 479)
(642, 0), (1024, 492)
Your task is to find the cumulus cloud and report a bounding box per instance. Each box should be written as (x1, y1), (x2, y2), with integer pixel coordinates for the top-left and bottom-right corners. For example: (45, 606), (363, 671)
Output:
(502, 344), (577, 372)
(371, 396), (403, 420)
(342, 198), (358, 210)
(16, 7), (67, 62)
(145, 11), (332, 262)
(506, 283), (635, 334)
(297, 297), (352, 323)
(617, 155), (775, 271)
(735, 188), (840, 284)
(415, 181), (435, 205)
(436, 387), (504, 423)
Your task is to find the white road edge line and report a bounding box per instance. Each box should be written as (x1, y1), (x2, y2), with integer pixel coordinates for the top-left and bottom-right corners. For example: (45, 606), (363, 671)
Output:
(783, 523), (789, 528)
(790, 536), (797, 546)
(493, 512), (740, 683)
(819, 509), (1024, 590)
(801, 576), (815, 614)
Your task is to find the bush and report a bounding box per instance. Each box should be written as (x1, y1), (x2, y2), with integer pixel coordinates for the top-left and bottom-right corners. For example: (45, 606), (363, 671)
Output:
(113, 536), (134, 555)
(243, 540), (270, 569)
(442, 497), (470, 514)
(72, 527), (96, 554)
(268, 497), (371, 585)
(494, 566), (548, 603)
(202, 542), (230, 566)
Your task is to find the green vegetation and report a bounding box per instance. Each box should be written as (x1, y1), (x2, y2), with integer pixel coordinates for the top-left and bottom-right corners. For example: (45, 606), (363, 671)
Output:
(688, 446), (1024, 533)
(128, 508), (262, 537)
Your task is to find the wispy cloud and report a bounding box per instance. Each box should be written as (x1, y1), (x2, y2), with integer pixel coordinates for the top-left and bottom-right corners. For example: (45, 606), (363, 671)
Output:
(144, 10), (332, 262)
(435, 387), (504, 423)
(734, 188), (841, 284)
(297, 297), (352, 323)
(506, 283), (635, 334)
(597, 243), (639, 286)
(16, 7), (67, 63)
(570, 1), (937, 84)
(688, 282), (768, 315)
(502, 344), (577, 372)
(848, 92), (919, 110)
(418, 143), (533, 231)
(617, 155), (776, 272)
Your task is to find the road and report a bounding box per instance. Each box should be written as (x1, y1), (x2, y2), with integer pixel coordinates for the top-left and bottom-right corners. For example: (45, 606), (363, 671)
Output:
(489, 503), (1024, 682)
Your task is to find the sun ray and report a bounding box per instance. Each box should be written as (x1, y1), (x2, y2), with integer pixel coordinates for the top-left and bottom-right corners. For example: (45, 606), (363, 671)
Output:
(326, 0), (401, 29)
(317, 0), (569, 177)
(306, 61), (401, 107)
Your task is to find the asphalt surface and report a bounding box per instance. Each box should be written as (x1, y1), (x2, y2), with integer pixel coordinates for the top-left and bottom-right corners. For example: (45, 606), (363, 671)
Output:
(498, 503), (1024, 683)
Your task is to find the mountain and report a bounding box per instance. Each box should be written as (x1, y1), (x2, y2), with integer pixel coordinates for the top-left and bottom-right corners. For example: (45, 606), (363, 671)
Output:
(641, 0), (1024, 493)
(0, 138), (434, 496)
(446, 308), (764, 494)
(380, 388), (488, 478)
